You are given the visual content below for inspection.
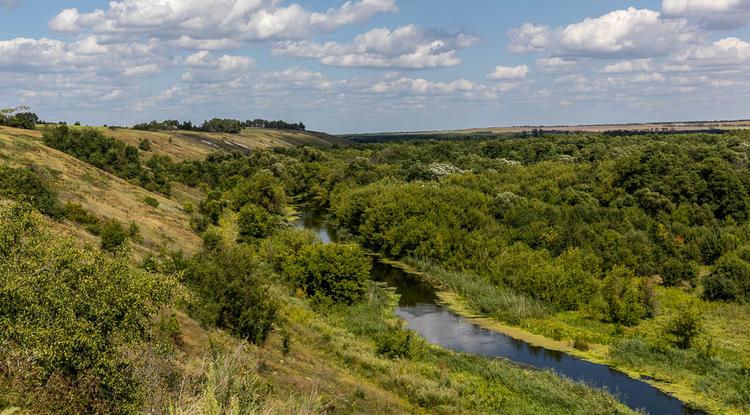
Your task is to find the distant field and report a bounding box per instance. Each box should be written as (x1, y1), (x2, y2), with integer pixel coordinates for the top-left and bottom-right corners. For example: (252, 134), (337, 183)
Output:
(344, 119), (750, 141)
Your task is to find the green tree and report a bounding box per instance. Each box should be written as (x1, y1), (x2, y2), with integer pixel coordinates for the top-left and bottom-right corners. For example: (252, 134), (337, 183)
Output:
(703, 250), (750, 301)
(297, 243), (371, 304)
(598, 266), (650, 326)
(667, 300), (703, 349)
(0, 203), (176, 414)
(100, 219), (129, 252)
(230, 170), (287, 214)
(237, 203), (280, 241)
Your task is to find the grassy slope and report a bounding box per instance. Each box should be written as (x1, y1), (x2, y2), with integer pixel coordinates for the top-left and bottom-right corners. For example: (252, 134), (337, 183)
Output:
(102, 127), (349, 161)
(0, 126), (201, 257)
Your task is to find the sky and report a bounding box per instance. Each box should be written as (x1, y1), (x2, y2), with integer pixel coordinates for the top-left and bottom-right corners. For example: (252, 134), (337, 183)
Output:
(1, 1), (750, 133)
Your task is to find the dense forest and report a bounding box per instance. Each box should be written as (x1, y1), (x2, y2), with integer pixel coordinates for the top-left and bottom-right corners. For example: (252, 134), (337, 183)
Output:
(2, 118), (750, 414)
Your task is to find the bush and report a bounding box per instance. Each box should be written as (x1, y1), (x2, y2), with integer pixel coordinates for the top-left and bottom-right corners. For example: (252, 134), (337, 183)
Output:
(237, 204), (280, 241)
(703, 251), (750, 301)
(230, 170), (286, 215)
(144, 196), (159, 208)
(138, 139), (152, 151)
(376, 328), (421, 359)
(0, 202), (176, 414)
(667, 300), (703, 349)
(100, 219), (129, 252)
(296, 243), (371, 304)
(0, 166), (60, 217)
(597, 266), (651, 326)
(175, 246), (277, 344)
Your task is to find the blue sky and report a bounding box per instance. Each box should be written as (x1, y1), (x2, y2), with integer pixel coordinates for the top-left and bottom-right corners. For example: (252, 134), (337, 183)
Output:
(1, 1), (750, 133)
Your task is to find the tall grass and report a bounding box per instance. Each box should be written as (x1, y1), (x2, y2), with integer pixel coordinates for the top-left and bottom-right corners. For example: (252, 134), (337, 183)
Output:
(407, 258), (551, 323)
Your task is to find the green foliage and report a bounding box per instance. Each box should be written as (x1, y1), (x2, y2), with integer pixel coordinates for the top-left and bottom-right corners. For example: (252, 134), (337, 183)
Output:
(42, 125), (172, 195)
(376, 327), (422, 359)
(596, 266), (652, 326)
(237, 203), (280, 241)
(0, 203), (176, 414)
(0, 165), (60, 217)
(704, 249), (750, 301)
(144, 195), (159, 208)
(0, 107), (38, 130)
(230, 170), (287, 214)
(138, 139), (152, 151)
(100, 218), (129, 252)
(667, 300), (704, 349)
(294, 243), (371, 305)
(169, 245), (277, 344)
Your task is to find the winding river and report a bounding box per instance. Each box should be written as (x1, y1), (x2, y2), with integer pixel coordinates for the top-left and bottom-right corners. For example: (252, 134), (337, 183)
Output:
(295, 211), (706, 415)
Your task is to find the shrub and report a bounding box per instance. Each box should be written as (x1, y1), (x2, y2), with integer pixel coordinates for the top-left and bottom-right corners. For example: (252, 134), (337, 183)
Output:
(138, 139), (152, 151)
(237, 204), (279, 241)
(296, 243), (371, 304)
(230, 170), (286, 215)
(0, 166), (60, 217)
(100, 219), (129, 252)
(597, 266), (651, 326)
(667, 300), (703, 349)
(0, 202), (176, 414)
(703, 251), (750, 301)
(376, 328), (421, 359)
(176, 246), (277, 344)
(144, 196), (159, 208)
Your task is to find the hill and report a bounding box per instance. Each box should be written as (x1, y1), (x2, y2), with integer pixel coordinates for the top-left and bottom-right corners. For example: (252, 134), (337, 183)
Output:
(103, 126), (349, 161)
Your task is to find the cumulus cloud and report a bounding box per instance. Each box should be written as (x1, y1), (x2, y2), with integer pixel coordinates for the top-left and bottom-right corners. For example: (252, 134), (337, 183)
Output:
(49, 0), (397, 45)
(662, 0), (750, 29)
(679, 37), (750, 64)
(182, 51), (255, 83)
(486, 65), (529, 80)
(272, 25), (477, 69)
(601, 59), (652, 73)
(372, 77), (483, 94)
(509, 8), (695, 59)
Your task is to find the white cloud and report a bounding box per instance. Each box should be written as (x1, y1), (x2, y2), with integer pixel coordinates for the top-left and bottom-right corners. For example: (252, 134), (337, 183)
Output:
(601, 59), (652, 73)
(48, 0), (397, 46)
(679, 37), (750, 64)
(182, 51), (255, 83)
(662, 0), (750, 29)
(510, 8), (695, 59)
(372, 77), (483, 94)
(633, 72), (666, 82)
(486, 65), (529, 80)
(272, 25), (477, 69)
(537, 57), (576, 69)
(508, 24), (552, 53)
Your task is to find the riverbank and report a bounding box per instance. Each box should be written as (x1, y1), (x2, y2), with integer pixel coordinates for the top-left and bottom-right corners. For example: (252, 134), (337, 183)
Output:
(390, 258), (742, 415)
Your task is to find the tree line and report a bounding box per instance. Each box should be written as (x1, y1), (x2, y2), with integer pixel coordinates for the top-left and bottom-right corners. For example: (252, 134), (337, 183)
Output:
(132, 118), (306, 133)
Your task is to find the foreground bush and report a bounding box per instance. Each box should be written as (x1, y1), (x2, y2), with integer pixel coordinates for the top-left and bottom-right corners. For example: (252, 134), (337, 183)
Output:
(169, 245), (277, 344)
(296, 243), (371, 305)
(0, 203), (176, 414)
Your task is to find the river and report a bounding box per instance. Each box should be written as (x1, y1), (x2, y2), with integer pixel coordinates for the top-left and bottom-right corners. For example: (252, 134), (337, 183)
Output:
(295, 210), (706, 415)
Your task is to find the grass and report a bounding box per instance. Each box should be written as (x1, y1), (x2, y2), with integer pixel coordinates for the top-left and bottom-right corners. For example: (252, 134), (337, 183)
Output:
(0, 126), (201, 258)
(401, 257), (750, 414)
(96, 127), (348, 162)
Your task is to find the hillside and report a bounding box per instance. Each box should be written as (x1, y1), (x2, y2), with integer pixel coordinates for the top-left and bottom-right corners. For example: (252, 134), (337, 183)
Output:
(102, 126), (349, 161)
(0, 125), (201, 257)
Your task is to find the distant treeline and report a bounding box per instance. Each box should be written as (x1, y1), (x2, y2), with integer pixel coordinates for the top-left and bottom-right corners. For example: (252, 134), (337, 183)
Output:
(132, 118), (306, 134)
(0, 106), (39, 130)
